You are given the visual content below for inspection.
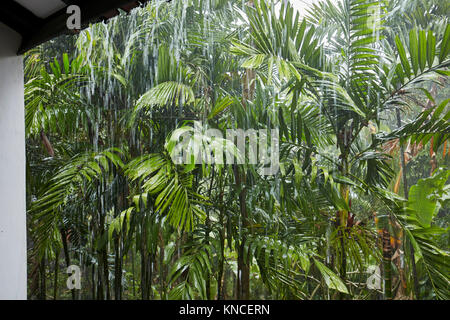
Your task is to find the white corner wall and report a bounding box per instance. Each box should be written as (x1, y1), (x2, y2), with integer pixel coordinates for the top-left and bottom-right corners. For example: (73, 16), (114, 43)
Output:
(0, 22), (26, 300)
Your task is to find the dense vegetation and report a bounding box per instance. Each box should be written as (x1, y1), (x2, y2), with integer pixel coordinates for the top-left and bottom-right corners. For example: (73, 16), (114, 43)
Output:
(25, 0), (449, 300)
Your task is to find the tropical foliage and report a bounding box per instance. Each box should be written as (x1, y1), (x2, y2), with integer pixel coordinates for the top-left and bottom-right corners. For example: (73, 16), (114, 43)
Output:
(26, 0), (449, 300)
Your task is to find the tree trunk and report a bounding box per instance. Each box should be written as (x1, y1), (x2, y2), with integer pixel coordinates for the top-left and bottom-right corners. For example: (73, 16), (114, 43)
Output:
(114, 235), (122, 300)
(382, 229), (393, 299)
(53, 250), (59, 300)
(60, 228), (76, 300)
(158, 232), (166, 299)
(39, 257), (46, 300)
(217, 192), (225, 300)
(396, 109), (419, 299)
(233, 164), (250, 300)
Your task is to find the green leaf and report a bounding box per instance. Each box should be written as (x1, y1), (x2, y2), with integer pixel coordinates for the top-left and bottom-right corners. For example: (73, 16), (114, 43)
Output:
(408, 168), (450, 228)
(209, 96), (234, 119)
(427, 30), (436, 68)
(439, 24), (450, 63)
(418, 30), (427, 72)
(314, 259), (349, 294)
(395, 35), (411, 78)
(113, 73), (127, 87)
(63, 53), (70, 74)
(409, 29), (419, 75)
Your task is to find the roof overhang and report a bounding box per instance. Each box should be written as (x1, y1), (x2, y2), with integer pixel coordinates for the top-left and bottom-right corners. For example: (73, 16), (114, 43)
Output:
(0, 0), (151, 55)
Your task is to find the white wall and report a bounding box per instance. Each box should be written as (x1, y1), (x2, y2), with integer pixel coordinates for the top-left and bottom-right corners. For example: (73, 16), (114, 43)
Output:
(0, 22), (26, 300)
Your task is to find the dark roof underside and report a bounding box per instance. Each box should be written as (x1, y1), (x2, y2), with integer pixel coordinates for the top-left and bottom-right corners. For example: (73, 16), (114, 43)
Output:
(0, 0), (151, 54)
